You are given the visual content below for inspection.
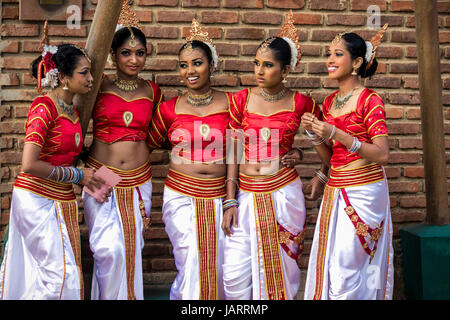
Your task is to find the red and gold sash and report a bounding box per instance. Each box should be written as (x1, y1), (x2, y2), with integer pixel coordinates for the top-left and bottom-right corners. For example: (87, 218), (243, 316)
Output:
(14, 173), (76, 202)
(86, 157), (152, 300)
(165, 169), (225, 300)
(327, 163), (384, 188)
(239, 167), (300, 300)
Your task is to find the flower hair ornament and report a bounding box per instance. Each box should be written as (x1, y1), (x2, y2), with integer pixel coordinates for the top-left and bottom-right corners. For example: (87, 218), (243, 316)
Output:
(36, 21), (59, 93)
(277, 10), (302, 69)
(184, 18), (219, 70)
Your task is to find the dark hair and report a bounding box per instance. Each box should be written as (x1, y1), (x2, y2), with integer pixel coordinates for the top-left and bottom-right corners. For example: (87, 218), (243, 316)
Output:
(341, 32), (378, 78)
(31, 43), (87, 80)
(257, 37), (292, 69)
(111, 26), (147, 53)
(178, 40), (213, 66)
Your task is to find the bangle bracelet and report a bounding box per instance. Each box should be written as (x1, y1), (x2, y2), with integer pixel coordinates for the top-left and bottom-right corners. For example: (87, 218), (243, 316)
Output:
(328, 125), (336, 140)
(314, 170), (329, 184)
(225, 178), (239, 189)
(348, 137), (362, 153)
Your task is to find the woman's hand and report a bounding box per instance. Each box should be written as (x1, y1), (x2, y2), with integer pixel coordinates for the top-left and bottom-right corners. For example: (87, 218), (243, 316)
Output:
(304, 175), (325, 201)
(281, 149), (302, 168)
(310, 117), (335, 140)
(221, 206), (238, 237)
(301, 112), (315, 132)
(80, 168), (112, 203)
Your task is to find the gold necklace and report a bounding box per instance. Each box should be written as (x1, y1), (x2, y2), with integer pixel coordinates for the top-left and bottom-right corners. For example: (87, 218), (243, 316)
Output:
(260, 87), (287, 102)
(113, 76), (139, 92)
(334, 86), (362, 110)
(186, 89), (214, 107)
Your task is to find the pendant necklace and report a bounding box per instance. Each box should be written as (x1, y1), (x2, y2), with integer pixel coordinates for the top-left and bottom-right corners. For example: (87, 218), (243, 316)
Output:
(334, 86), (361, 110)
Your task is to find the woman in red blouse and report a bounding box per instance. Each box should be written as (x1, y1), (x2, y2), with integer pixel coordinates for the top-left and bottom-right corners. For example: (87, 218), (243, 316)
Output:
(147, 19), (230, 300)
(303, 28), (394, 300)
(82, 21), (163, 300)
(0, 43), (104, 300)
(221, 12), (330, 300)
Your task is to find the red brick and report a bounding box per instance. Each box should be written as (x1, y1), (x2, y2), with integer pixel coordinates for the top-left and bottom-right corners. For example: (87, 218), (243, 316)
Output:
(143, 26), (178, 39)
(156, 10), (195, 22)
(388, 181), (420, 193)
(385, 107), (403, 119)
(210, 75), (239, 87)
(2, 7), (19, 19)
(223, 0), (263, 8)
(201, 11), (239, 24)
(398, 138), (423, 149)
(399, 196), (427, 208)
(182, 0), (219, 7)
(1, 41), (19, 53)
(403, 77), (419, 89)
(215, 43), (239, 56)
(389, 93), (421, 105)
(293, 13), (323, 25)
(145, 59), (178, 71)
(266, 0), (305, 9)
(350, 0), (387, 11)
(387, 123), (420, 135)
(388, 152), (420, 164)
(309, 0), (346, 11)
(225, 28), (265, 40)
(2, 57), (35, 70)
(223, 59), (254, 72)
(404, 166), (424, 178)
(376, 47), (403, 59)
(406, 107), (421, 119)
(390, 63), (418, 74)
(327, 14), (365, 26)
(364, 76), (401, 89)
(391, 1), (414, 12)
(391, 31), (416, 43)
(311, 29), (344, 41)
(139, 0), (178, 5)
(48, 25), (87, 37)
(242, 12), (282, 25)
(156, 42), (184, 55)
(1, 24), (39, 37)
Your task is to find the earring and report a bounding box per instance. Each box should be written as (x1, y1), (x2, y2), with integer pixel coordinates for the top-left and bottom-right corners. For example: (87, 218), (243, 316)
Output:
(282, 77), (287, 83)
(351, 67), (358, 76)
(63, 82), (69, 91)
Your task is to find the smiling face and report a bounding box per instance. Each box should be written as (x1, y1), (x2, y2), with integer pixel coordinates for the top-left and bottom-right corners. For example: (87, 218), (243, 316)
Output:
(179, 47), (212, 92)
(326, 39), (363, 81)
(254, 47), (289, 90)
(111, 38), (147, 79)
(61, 55), (93, 94)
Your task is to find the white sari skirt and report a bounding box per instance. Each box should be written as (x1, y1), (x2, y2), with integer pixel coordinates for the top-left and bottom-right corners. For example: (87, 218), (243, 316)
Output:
(304, 164), (394, 300)
(82, 157), (152, 300)
(1, 174), (83, 300)
(162, 169), (226, 300)
(223, 167), (306, 300)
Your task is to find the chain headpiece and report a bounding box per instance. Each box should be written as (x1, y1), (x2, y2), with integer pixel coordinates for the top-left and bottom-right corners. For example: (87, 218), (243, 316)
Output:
(116, 0), (141, 47)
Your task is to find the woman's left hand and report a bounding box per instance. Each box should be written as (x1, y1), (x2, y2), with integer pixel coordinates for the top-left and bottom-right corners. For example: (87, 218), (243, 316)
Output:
(304, 175), (325, 201)
(281, 149), (302, 168)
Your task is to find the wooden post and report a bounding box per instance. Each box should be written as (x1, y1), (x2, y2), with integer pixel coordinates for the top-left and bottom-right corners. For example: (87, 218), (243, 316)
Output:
(74, 0), (123, 137)
(414, 0), (449, 225)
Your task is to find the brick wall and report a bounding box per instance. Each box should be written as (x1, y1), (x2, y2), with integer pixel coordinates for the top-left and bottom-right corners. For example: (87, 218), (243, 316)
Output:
(1, 0), (450, 299)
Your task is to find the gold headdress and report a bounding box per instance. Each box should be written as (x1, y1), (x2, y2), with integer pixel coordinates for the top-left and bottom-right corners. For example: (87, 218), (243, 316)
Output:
(184, 18), (219, 69)
(116, 0), (141, 47)
(366, 23), (388, 70)
(277, 10), (302, 68)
